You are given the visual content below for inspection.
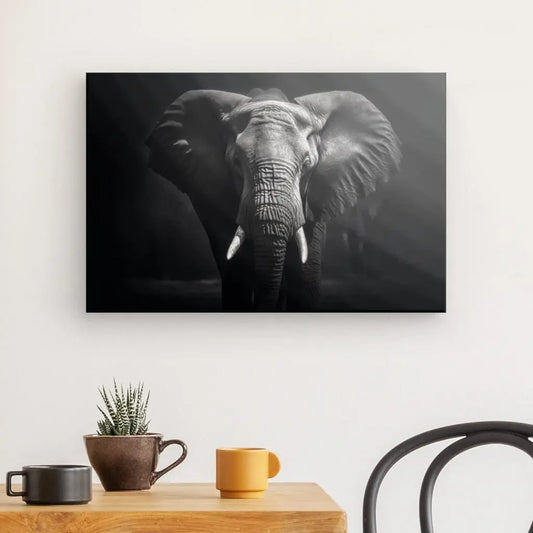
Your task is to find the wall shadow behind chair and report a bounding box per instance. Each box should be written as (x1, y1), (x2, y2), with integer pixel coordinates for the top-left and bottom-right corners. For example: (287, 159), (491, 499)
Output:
(363, 421), (533, 533)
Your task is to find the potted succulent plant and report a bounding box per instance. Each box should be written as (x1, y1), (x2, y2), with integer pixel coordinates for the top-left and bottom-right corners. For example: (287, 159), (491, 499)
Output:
(84, 381), (187, 491)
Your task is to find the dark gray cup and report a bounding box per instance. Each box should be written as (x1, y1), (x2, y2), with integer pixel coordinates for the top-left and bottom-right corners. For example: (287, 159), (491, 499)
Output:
(6, 465), (91, 504)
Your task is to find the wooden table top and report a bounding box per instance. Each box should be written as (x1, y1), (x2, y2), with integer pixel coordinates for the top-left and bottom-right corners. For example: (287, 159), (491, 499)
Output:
(0, 482), (346, 533)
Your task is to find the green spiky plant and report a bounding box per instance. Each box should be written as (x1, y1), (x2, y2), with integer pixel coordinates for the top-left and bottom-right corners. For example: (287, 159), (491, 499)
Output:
(96, 380), (150, 436)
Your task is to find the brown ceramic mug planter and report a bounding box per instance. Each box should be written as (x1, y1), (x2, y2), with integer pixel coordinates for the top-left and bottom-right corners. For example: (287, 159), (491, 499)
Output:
(84, 433), (187, 491)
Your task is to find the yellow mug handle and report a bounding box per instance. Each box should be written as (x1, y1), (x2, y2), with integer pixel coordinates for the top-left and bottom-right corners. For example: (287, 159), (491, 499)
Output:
(268, 452), (281, 478)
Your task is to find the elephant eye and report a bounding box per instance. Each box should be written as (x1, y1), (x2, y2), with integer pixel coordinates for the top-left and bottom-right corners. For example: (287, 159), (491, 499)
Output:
(230, 111), (251, 134)
(232, 152), (245, 171)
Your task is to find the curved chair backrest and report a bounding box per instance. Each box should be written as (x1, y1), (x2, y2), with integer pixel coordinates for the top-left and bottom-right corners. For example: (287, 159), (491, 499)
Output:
(363, 422), (533, 533)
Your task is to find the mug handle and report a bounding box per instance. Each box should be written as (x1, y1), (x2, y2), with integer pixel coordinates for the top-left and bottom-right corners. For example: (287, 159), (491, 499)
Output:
(268, 452), (281, 478)
(150, 439), (188, 485)
(6, 471), (26, 497)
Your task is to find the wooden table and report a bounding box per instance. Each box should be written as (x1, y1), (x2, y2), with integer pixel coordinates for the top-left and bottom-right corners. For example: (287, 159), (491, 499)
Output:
(0, 482), (346, 532)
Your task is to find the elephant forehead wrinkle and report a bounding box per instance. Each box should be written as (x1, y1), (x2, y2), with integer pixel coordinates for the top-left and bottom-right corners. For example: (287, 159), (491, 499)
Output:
(241, 100), (309, 127)
(255, 170), (295, 182)
(238, 100), (294, 115)
(253, 158), (298, 176)
(256, 102), (315, 130)
(255, 156), (296, 169)
(249, 114), (295, 129)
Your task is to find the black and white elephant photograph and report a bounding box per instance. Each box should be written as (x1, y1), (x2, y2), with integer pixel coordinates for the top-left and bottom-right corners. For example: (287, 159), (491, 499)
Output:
(86, 73), (445, 312)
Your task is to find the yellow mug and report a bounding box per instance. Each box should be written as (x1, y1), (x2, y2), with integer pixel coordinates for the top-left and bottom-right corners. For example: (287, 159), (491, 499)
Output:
(216, 448), (281, 499)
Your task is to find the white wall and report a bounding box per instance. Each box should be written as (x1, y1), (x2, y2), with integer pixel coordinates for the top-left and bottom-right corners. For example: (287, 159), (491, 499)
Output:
(1, 1), (532, 531)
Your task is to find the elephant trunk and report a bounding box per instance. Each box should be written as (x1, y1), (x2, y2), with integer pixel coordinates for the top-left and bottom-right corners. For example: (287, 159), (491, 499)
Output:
(248, 167), (306, 310)
(252, 231), (288, 310)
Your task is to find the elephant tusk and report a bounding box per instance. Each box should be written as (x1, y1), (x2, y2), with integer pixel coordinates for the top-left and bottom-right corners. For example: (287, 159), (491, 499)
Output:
(226, 226), (245, 260)
(295, 227), (308, 264)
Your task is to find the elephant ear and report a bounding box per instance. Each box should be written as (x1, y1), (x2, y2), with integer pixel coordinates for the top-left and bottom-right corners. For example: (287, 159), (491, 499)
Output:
(295, 91), (401, 221)
(146, 90), (249, 196)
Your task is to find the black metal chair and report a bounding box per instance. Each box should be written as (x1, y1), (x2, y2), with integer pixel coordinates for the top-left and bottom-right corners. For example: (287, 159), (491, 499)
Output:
(363, 422), (533, 533)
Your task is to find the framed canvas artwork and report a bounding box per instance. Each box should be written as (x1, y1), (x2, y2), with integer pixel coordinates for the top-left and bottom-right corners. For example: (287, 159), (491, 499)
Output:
(87, 73), (445, 312)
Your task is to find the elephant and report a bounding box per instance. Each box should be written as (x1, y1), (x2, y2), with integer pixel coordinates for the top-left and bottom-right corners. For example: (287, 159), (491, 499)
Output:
(146, 87), (401, 311)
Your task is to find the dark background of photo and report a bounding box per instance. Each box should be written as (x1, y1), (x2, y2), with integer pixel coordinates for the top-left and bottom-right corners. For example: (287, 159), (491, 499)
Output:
(87, 73), (445, 312)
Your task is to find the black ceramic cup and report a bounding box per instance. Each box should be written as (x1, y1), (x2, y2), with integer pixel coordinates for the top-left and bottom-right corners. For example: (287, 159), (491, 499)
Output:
(6, 465), (92, 504)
